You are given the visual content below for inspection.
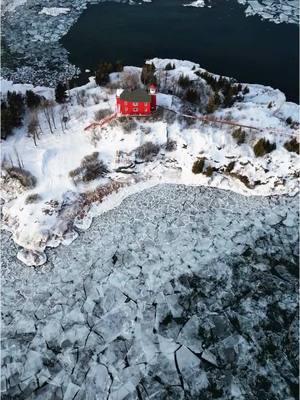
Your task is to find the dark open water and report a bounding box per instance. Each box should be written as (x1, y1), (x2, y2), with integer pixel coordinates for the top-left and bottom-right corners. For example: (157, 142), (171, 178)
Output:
(61, 0), (299, 102)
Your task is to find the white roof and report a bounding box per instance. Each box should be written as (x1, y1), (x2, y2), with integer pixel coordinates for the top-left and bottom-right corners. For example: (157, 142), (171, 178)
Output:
(116, 89), (124, 97)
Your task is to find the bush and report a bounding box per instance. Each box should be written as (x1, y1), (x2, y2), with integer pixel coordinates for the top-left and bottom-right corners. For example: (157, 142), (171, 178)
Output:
(232, 128), (246, 145)
(178, 75), (191, 89)
(226, 161), (235, 173)
(120, 118), (138, 133)
(286, 117), (293, 125)
(192, 158), (205, 174)
(229, 172), (252, 189)
(25, 193), (42, 204)
(203, 165), (214, 177)
(165, 139), (177, 152)
(135, 141), (160, 160)
(5, 166), (36, 188)
(253, 138), (276, 157)
(185, 88), (199, 104)
(242, 86), (250, 95)
(94, 109), (111, 121)
(26, 90), (42, 109)
(284, 138), (299, 154)
(69, 152), (109, 185)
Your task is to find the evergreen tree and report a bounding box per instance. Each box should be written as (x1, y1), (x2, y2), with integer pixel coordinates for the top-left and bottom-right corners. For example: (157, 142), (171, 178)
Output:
(178, 75), (191, 89)
(1, 101), (13, 139)
(95, 62), (114, 86)
(214, 92), (221, 106)
(55, 82), (67, 103)
(185, 88), (198, 104)
(114, 60), (124, 72)
(1, 92), (25, 139)
(165, 63), (175, 71)
(7, 91), (24, 128)
(141, 63), (156, 86)
(206, 95), (216, 114)
(26, 90), (42, 109)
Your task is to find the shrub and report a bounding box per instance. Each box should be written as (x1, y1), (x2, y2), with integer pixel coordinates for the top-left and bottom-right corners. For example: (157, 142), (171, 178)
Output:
(69, 152), (109, 185)
(94, 109), (111, 121)
(135, 141), (160, 160)
(165, 139), (177, 152)
(229, 172), (252, 189)
(26, 90), (42, 109)
(232, 128), (246, 145)
(178, 75), (191, 89)
(25, 193), (42, 204)
(226, 161), (235, 173)
(204, 165), (214, 177)
(185, 88), (199, 104)
(121, 118), (138, 133)
(286, 117), (293, 125)
(192, 158), (205, 174)
(284, 138), (299, 154)
(253, 138), (276, 157)
(242, 86), (250, 95)
(5, 166), (36, 188)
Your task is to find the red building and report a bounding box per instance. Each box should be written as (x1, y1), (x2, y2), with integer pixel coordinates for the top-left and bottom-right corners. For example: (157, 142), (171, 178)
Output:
(116, 84), (157, 116)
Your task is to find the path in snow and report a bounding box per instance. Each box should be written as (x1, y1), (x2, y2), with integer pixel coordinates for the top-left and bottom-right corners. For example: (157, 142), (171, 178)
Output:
(1, 185), (299, 399)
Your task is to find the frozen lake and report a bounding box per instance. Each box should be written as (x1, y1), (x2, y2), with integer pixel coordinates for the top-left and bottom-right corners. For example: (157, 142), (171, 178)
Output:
(62, 0), (299, 102)
(2, 185), (299, 399)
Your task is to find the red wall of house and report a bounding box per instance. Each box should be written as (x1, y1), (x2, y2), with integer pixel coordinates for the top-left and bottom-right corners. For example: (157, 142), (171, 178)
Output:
(117, 99), (151, 115)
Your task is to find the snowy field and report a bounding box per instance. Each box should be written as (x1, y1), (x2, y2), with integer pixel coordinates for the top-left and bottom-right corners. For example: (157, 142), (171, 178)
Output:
(2, 184), (299, 399)
(1, 59), (299, 266)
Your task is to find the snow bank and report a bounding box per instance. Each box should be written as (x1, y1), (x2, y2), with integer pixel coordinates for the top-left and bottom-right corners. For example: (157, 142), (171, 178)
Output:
(39, 7), (70, 17)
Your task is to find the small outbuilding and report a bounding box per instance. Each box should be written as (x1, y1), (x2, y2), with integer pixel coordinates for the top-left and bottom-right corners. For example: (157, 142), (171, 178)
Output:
(116, 84), (157, 116)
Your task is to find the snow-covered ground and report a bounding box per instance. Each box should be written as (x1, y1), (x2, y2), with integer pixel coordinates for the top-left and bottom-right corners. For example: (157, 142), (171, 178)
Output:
(2, 184), (299, 399)
(1, 59), (299, 266)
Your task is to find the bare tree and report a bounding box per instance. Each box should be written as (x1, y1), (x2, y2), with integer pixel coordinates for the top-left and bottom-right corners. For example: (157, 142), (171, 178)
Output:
(14, 147), (24, 169)
(27, 112), (40, 146)
(42, 100), (57, 133)
(49, 100), (57, 130)
(62, 103), (70, 119)
(122, 71), (140, 90)
(42, 100), (54, 133)
(76, 90), (86, 107)
(58, 105), (70, 133)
